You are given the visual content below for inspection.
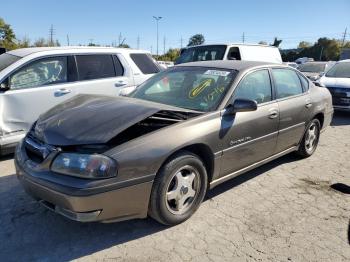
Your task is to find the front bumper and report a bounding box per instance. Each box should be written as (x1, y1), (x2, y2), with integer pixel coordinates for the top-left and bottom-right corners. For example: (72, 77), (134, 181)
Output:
(15, 140), (154, 223)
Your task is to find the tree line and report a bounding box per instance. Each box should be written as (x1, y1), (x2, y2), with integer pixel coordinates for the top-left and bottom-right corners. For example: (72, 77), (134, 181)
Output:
(1, 16), (349, 62)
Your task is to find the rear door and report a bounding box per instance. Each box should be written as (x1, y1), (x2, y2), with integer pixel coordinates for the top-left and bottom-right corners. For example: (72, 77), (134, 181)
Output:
(271, 68), (312, 152)
(219, 69), (279, 176)
(71, 54), (131, 96)
(0, 55), (76, 135)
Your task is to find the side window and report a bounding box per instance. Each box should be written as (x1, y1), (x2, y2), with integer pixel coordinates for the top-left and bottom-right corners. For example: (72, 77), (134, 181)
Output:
(272, 69), (303, 99)
(9, 56), (67, 90)
(130, 53), (160, 74)
(113, 55), (124, 76)
(233, 70), (272, 104)
(299, 73), (309, 90)
(227, 47), (241, 60)
(76, 55), (115, 81)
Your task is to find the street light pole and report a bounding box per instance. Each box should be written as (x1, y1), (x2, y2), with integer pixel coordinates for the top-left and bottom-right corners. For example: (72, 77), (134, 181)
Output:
(153, 16), (162, 56)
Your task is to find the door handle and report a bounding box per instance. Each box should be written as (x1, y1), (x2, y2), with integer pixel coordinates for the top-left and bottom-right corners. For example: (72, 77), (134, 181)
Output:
(268, 108), (279, 119)
(115, 80), (128, 87)
(54, 88), (71, 96)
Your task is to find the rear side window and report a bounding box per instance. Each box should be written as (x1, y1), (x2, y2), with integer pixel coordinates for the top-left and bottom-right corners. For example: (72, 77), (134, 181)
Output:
(0, 53), (21, 72)
(76, 55), (115, 80)
(130, 53), (160, 74)
(299, 73), (309, 90)
(272, 69), (303, 99)
(9, 56), (67, 90)
(227, 47), (241, 60)
(113, 55), (124, 76)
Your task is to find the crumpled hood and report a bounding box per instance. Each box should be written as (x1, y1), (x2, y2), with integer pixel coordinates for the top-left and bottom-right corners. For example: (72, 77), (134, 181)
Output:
(34, 94), (174, 146)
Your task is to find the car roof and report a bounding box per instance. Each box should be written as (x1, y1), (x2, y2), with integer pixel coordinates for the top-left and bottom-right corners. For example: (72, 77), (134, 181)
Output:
(183, 43), (277, 49)
(7, 46), (150, 58)
(176, 60), (281, 71)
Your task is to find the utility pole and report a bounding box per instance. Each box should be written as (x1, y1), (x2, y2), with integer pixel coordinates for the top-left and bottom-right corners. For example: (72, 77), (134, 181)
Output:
(89, 39), (94, 45)
(150, 45), (153, 54)
(66, 34), (70, 46)
(118, 33), (122, 46)
(153, 16), (162, 56)
(137, 35), (140, 49)
(341, 27), (347, 47)
(49, 24), (55, 46)
(163, 36), (166, 54)
(242, 32), (245, 43)
(180, 36), (183, 48)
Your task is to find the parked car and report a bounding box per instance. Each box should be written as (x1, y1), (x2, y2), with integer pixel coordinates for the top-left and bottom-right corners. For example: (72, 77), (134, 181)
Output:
(318, 59), (350, 110)
(298, 61), (335, 81)
(0, 47), (160, 155)
(157, 60), (174, 69)
(16, 60), (333, 225)
(283, 62), (298, 69)
(175, 44), (282, 64)
(295, 57), (314, 64)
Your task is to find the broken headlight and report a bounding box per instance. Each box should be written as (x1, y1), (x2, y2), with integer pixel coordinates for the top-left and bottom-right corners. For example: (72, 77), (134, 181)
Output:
(51, 153), (117, 179)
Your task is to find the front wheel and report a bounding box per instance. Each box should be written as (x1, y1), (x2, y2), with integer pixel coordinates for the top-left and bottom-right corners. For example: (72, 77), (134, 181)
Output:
(148, 151), (208, 225)
(296, 118), (321, 158)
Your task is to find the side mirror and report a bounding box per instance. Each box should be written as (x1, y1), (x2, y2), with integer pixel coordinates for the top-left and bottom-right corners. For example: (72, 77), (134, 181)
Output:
(0, 79), (10, 92)
(225, 98), (258, 115)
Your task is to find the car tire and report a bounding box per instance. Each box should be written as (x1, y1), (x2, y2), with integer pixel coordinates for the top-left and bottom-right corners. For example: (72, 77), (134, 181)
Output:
(148, 150), (208, 225)
(296, 118), (321, 158)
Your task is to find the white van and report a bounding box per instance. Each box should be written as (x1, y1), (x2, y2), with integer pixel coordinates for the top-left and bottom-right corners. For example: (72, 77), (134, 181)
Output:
(175, 44), (282, 64)
(0, 46), (161, 155)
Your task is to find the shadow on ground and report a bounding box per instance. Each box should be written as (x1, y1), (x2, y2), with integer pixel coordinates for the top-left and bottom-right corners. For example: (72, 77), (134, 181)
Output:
(0, 152), (301, 261)
(331, 111), (350, 126)
(0, 153), (14, 162)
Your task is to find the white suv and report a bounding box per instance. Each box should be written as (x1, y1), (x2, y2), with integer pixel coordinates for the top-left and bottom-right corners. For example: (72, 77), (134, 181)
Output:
(0, 47), (160, 155)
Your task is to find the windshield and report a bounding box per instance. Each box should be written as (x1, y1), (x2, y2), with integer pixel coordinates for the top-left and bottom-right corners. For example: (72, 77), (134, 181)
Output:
(0, 53), (21, 72)
(298, 63), (326, 73)
(325, 62), (350, 78)
(130, 67), (236, 112)
(175, 45), (227, 64)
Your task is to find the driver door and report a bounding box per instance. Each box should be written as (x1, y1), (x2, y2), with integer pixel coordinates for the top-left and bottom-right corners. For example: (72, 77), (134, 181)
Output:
(219, 69), (279, 177)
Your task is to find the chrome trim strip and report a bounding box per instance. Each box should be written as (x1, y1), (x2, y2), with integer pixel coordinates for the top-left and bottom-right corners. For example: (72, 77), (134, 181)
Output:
(210, 146), (298, 189)
(278, 122), (305, 134)
(223, 131), (278, 153)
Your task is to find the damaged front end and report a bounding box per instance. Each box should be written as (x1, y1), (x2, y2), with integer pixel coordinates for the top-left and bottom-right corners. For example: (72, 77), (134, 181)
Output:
(22, 95), (200, 179)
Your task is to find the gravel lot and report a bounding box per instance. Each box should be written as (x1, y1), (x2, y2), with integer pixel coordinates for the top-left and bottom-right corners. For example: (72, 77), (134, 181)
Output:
(0, 112), (349, 262)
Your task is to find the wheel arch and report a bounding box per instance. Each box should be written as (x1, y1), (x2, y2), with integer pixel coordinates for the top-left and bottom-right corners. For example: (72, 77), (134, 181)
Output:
(312, 112), (324, 128)
(160, 143), (215, 183)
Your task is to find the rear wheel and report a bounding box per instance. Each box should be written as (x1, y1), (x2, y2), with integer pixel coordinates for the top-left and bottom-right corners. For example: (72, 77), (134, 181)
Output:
(148, 151), (207, 225)
(296, 119), (321, 158)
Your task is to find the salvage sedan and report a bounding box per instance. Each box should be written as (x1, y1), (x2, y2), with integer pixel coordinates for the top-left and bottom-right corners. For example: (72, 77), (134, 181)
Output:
(15, 61), (333, 225)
